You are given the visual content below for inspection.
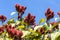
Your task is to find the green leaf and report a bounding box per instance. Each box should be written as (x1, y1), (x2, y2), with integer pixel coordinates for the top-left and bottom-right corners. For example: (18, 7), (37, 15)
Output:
(39, 18), (46, 25)
(7, 18), (14, 24)
(6, 37), (13, 40)
(16, 20), (21, 25)
(17, 25), (25, 29)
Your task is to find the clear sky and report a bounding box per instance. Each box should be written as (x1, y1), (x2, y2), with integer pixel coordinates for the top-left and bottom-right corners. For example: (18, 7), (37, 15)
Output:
(0, 0), (60, 25)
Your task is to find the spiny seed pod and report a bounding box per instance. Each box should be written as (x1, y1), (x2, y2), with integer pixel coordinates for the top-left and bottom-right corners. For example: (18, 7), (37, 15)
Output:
(15, 4), (27, 20)
(24, 13), (36, 25)
(15, 4), (27, 13)
(45, 8), (54, 20)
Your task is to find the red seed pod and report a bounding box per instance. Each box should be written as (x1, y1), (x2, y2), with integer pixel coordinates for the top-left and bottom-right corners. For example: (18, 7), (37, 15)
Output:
(0, 15), (7, 23)
(15, 30), (23, 37)
(6, 24), (11, 29)
(15, 4), (19, 8)
(3, 16), (7, 22)
(0, 15), (3, 19)
(10, 28), (16, 37)
(50, 22), (56, 25)
(45, 8), (50, 16)
(57, 12), (60, 16)
(22, 6), (26, 10)
(40, 28), (45, 34)
(15, 4), (21, 11)
(15, 4), (20, 12)
(21, 6), (27, 13)
(0, 27), (4, 34)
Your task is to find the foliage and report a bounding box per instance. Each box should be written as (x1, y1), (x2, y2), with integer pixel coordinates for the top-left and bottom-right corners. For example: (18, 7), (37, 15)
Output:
(0, 4), (60, 40)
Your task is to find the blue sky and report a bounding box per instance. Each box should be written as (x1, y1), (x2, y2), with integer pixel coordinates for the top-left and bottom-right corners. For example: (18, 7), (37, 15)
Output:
(0, 0), (60, 25)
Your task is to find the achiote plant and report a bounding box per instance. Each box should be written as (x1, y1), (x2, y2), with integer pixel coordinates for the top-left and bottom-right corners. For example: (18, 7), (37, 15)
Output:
(0, 4), (60, 40)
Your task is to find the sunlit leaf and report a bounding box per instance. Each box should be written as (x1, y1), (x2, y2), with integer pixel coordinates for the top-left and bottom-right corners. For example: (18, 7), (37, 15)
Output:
(19, 25), (25, 29)
(39, 18), (46, 25)
(34, 25), (43, 31)
(16, 20), (21, 25)
(22, 31), (30, 38)
(51, 32), (60, 40)
(7, 18), (14, 24)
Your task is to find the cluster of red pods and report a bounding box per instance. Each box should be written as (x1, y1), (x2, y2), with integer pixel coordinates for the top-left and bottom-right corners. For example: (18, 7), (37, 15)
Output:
(0, 4), (60, 40)
(0, 24), (23, 40)
(15, 4), (27, 13)
(15, 4), (27, 20)
(6, 24), (23, 39)
(45, 8), (54, 20)
(45, 8), (60, 20)
(24, 13), (36, 25)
